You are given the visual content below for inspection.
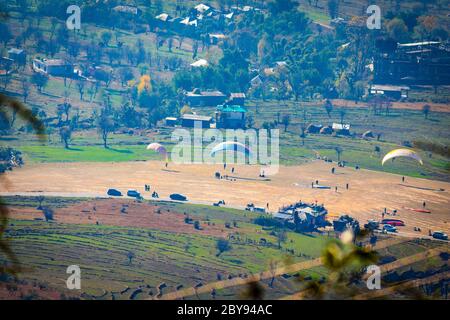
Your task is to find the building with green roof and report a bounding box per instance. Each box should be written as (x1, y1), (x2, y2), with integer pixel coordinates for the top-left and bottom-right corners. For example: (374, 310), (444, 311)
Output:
(215, 104), (247, 129)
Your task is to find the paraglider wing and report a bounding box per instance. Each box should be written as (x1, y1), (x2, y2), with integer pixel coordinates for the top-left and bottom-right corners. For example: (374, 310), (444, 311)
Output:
(381, 148), (423, 166)
(146, 143), (168, 156)
(210, 141), (251, 157)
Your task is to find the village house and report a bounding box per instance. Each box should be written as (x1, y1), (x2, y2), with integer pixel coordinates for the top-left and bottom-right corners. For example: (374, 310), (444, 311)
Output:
(228, 93), (246, 105)
(32, 58), (73, 77)
(0, 57), (13, 74)
(274, 202), (329, 232)
(215, 105), (247, 129)
(208, 33), (227, 45)
(374, 41), (450, 85)
(185, 89), (227, 107)
(7, 48), (26, 66)
(368, 84), (410, 100)
(180, 114), (212, 128)
(165, 117), (178, 127)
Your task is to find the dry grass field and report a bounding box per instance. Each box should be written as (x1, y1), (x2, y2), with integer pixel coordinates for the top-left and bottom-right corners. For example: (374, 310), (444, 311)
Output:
(1, 160), (449, 236)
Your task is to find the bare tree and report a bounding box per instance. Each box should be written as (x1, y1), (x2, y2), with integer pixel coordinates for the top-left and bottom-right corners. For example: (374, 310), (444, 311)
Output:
(281, 114), (290, 132)
(76, 80), (85, 101)
(422, 104), (431, 119)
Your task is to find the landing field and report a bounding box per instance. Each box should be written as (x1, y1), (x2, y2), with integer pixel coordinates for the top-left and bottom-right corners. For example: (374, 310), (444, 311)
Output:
(1, 160), (449, 237)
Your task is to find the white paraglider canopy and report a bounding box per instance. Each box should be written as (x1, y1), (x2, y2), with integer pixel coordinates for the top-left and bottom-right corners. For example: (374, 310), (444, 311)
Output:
(146, 143), (168, 158)
(210, 141), (252, 157)
(381, 148), (423, 166)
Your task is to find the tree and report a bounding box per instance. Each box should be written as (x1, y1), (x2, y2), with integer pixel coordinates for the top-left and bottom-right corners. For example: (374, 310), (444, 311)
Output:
(118, 67), (134, 87)
(97, 107), (115, 148)
(126, 251), (135, 265)
(276, 229), (287, 249)
(36, 195), (45, 209)
(0, 73), (11, 90)
(339, 109), (346, 125)
(324, 99), (333, 117)
(180, 105), (193, 115)
(246, 115), (254, 128)
(422, 104), (431, 119)
(281, 114), (290, 132)
(0, 23), (12, 46)
(76, 80), (85, 101)
(31, 72), (49, 93)
(192, 41), (198, 59)
(269, 0), (296, 14)
(101, 31), (112, 47)
(335, 146), (343, 162)
(327, 0), (339, 19)
(42, 207), (54, 221)
(216, 238), (231, 257)
(300, 122), (307, 146)
(59, 126), (72, 149)
(386, 18), (409, 42)
(21, 78), (29, 103)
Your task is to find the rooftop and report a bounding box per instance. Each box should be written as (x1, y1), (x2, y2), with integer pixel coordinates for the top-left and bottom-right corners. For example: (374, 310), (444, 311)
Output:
(190, 59), (209, 67)
(370, 84), (410, 91)
(181, 114), (212, 122)
(217, 105), (247, 113)
(8, 48), (24, 54)
(186, 90), (226, 97)
(34, 58), (71, 66)
(230, 93), (246, 99)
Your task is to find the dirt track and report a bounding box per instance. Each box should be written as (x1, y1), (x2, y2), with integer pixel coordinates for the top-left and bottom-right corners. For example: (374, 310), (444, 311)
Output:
(1, 160), (449, 236)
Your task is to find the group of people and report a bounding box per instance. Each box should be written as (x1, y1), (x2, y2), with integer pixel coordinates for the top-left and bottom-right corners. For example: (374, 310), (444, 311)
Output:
(144, 184), (159, 198)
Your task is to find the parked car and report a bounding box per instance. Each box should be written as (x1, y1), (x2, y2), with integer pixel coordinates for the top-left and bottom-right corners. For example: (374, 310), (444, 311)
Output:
(107, 188), (122, 196)
(383, 224), (397, 233)
(127, 190), (141, 198)
(364, 220), (380, 231)
(432, 231), (448, 241)
(170, 193), (187, 201)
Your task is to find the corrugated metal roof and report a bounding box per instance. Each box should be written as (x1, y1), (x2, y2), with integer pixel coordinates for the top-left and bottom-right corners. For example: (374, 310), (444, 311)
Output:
(181, 114), (212, 121)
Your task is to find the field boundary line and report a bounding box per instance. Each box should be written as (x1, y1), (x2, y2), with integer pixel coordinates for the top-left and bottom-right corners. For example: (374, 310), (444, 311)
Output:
(156, 237), (408, 300)
(353, 271), (450, 300)
(280, 245), (448, 300)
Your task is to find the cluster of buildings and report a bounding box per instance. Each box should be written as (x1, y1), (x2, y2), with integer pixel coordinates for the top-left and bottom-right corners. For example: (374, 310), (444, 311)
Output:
(167, 89), (248, 130)
(32, 58), (74, 77)
(373, 41), (450, 87)
(273, 202), (330, 232)
(154, 3), (261, 37)
(0, 48), (27, 76)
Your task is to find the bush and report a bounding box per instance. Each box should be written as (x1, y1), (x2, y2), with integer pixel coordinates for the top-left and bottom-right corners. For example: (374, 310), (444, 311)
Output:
(216, 239), (231, 256)
(42, 207), (54, 221)
(253, 216), (284, 228)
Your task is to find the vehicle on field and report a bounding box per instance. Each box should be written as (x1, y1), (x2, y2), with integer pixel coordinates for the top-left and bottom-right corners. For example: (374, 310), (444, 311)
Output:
(170, 193), (187, 201)
(364, 220), (380, 231)
(107, 189), (122, 196)
(432, 231), (448, 240)
(127, 190), (141, 198)
(383, 224), (397, 233)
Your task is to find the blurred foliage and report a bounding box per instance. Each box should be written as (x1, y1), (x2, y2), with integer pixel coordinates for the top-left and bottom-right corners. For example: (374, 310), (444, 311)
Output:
(0, 93), (45, 276)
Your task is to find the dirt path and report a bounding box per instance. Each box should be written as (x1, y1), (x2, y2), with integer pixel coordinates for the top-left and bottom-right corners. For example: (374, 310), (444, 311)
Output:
(1, 160), (449, 235)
